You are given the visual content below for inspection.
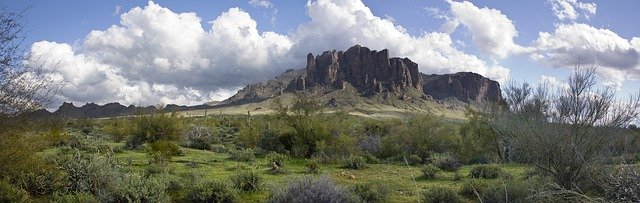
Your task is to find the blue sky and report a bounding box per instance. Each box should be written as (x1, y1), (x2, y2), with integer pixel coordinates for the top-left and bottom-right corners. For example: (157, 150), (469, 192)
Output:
(2, 0), (639, 107)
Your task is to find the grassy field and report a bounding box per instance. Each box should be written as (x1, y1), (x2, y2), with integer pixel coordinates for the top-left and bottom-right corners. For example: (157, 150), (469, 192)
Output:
(90, 142), (528, 202)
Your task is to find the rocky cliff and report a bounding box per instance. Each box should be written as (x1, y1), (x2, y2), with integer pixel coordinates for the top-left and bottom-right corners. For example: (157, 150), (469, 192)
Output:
(223, 45), (503, 105)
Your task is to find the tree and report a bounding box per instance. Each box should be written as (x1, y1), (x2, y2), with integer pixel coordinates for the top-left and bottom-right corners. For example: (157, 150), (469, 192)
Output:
(0, 7), (60, 118)
(490, 66), (640, 191)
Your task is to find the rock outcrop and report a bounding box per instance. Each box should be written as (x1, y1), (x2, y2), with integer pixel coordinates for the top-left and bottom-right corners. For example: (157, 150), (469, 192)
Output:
(422, 72), (502, 103)
(301, 45), (421, 94)
(221, 45), (503, 105)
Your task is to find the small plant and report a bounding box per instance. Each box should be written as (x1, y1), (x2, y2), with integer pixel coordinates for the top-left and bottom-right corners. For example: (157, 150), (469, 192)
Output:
(421, 164), (441, 179)
(343, 155), (366, 170)
(406, 154), (422, 166)
(231, 170), (262, 192)
(353, 181), (391, 202)
(52, 192), (98, 203)
(306, 159), (320, 174)
(432, 154), (462, 172)
(421, 186), (461, 203)
(268, 176), (357, 203)
(0, 180), (31, 202)
(185, 180), (236, 202)
(469, 164), (502, 179)
(266, 152), (288, 167)
(459, 180), (489, 200)
(229, 148), (255, 162)
(148, 140), (182, 165)
(126, 110), (183, 149)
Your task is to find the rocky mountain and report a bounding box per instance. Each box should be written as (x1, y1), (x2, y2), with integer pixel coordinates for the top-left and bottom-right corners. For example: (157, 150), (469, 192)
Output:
(31, 102), (210, 119)
(222, 45), (503, 105)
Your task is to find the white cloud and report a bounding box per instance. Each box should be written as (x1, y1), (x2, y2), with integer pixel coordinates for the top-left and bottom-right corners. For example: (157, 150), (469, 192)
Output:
(30, 0), (511, 107)
(445, 1), (532, 58)
(249, 0), (273, 9)
(532, 23), (640, 91)
(113, 5), (122, 16)
(548, 0), (597, 21)
(540, 75), (569, 90)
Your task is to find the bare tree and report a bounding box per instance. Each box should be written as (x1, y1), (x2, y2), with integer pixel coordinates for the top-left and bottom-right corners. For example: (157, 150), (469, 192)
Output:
(490, 66), (640, 191)
(0, 7), (60, 118)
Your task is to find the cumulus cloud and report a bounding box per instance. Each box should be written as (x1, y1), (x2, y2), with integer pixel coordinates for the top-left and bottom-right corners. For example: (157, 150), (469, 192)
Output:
(445, 0), (532, 58)
(548, 0), (597, 21)
(30, 0), (512, 107)
(531, 23), (640, 89)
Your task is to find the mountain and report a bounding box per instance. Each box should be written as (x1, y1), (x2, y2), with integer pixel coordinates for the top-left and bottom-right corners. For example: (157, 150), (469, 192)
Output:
(221, 45), (503, 105)
(30, 102), (213, 119)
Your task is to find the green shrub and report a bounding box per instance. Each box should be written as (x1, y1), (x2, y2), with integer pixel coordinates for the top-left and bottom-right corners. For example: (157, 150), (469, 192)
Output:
(421, 164), (441, 179)
(421, 186), (461, 203)
(104, 118), (132, 142)
(113, 173), (171, 202)
(229, 148), (255, 162)
(306, 159), (320, 174)
(469, 164), (502, 179)
(0, 180), (30, 202)
(459, 180), (489, 200)
(183, 126), (216, 150)
(126, 111), (183, 149)
(343, 155), (366, 170)
(314, 134), (362, 162)
(148, 140), (182, 165)
(231, 170), (262, 192)
(268, 176), (357, 203)
(432, 154), (462, 172)
(211, 144), (228, 153)
(603, 165), (640, 202)
(406, 154), (422, 166)
(185, 180), (236, 203)
(266, 152), (288, 167)
(480, 179), (530, 203)
(257, 129), (287, 153)
(353, 181), (391, 202)
(52, 192), (98, 203)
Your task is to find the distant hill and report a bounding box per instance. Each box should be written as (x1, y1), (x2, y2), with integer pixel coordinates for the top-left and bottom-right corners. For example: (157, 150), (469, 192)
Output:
(220, 45), (503, 107)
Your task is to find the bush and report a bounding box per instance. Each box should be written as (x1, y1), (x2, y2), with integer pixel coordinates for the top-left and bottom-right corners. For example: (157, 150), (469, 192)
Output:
(268, 176), (357, 203)
(104, 118), (132, 142)
(314, 134), (362, 162)
(421, 164), (441, 179)
(231, 170), (262, 192)
(603, 165), (640, 202)
(480, 179), (530, 203)
(406, 154), (422, 166)
(0, 180), (30, 202)
(148, 140), (182, 165)
(229, 148), (255, 162)
(126, 111), (183, 149)
(266, 152), (288, 167)
(432, 154), (462, 172)
(211, 144), (228, 153)
(343, 155), (366, 170)
(459, 180), (490, 200)
(306, 159), (320, 174)
(185, 180), (236, 203)
(183, 126), (216, 150)
(469, 164), (503, 179)
(421, 186), (461, 203)
(353, 181), (391, 202)
(52, 192), (98, 203)
(257, 129), (287, 153)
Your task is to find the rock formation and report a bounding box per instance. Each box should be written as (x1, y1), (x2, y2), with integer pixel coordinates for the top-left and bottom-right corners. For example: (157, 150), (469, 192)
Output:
(422, 72), (502, 103)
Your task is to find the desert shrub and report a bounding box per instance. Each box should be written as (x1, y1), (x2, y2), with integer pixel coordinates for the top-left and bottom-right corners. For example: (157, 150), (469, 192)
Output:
(0, 180), (30, 202)
(406, 154), (422, 166)
(211, 144), (228, 153)
(432, 154), (462, 172)
(343, 155), (366, 170)
(103, 118), (132, 142)
(266, 152), (288, 167)
(459, 180), (489, 200)
(362, 153), (381, 164)
(402, 114), (462, 159)
(469, 164), (503, 179)
(113, 173), (171, 202)
(421, 164), (441, 179)
(231, 170), (262, 192)
(126, 110), (183, 149)
(53, 151), (121, 200)
(421, 186), (461, 203)
(358, 134), (381, 154)
(377, 135), (405, 160)
(306, 159), (320, 174)
(185, 180), (236, 203)
(603, 165), (640, 202)
(353, 181), (391, 202)
(229, 148), (255, 162)
(257, 129), (287, 153)
(268, 176), (357, 203)
(314, 134), (362, 163)
(237, 121), (261, 148)
(148, 140), (182, 165)
(480, 179), (530, 203)
(183, 126), (216, 150)
(52, 192), (98, 203)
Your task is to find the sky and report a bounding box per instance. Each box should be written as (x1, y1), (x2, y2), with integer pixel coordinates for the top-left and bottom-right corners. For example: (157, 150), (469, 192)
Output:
(2, 0), (639, 108)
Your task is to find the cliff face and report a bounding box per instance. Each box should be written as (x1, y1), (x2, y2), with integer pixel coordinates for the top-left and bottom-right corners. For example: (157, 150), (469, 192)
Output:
(300, 45), (421, 94)
(222, 45), (503, 105)
(422, 72), (502, 103)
